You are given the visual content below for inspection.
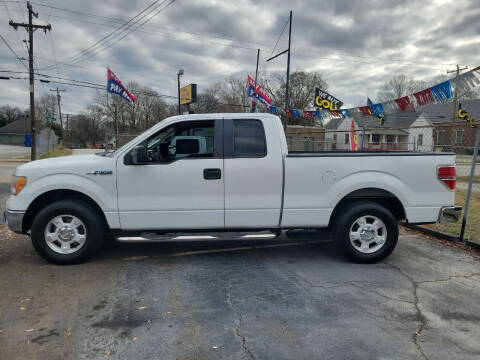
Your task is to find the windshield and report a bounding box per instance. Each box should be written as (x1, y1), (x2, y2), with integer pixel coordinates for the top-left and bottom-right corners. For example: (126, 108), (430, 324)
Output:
(98, 127), (153, 157)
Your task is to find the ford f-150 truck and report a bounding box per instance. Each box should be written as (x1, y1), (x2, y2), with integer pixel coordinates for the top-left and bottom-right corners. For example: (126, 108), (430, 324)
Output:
(5, 113), (461, 264)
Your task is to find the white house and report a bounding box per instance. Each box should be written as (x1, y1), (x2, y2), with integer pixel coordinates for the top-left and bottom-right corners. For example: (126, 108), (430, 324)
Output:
(324, 111), (433, 151)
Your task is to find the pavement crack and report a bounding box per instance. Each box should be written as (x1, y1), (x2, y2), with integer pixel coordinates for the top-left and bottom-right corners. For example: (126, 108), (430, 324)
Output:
(347, 282), (414, 304)
(226, 284), (256, 360)
(417, 272), (480, 284)
(383, 263), (429, 360)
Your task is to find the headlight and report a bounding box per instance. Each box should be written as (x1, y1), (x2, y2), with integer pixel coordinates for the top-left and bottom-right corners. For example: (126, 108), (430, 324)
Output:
(10, 176), (27, 195)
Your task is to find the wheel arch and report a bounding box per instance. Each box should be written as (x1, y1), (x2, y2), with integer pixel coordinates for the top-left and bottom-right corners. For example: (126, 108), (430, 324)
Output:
(23, 189), (109, 233)
(328, 187), (406, 228)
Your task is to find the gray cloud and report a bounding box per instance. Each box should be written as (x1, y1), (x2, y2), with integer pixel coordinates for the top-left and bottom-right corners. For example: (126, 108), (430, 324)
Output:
(0, 0), (479, 113)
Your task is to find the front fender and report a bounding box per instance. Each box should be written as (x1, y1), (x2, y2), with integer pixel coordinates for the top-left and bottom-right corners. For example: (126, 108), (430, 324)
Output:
(11, 173), (117, 213)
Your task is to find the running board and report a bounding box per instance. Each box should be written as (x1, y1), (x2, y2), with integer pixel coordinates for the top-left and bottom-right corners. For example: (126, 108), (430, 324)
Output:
(115, 230), (280, 242)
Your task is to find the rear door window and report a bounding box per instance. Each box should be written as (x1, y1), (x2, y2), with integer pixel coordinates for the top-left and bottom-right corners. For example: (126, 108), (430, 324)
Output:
(232, 119), (266, 157)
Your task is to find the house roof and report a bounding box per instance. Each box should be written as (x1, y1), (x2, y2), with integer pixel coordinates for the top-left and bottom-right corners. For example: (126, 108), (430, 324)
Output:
(0, 116), (30, 134)
(324, 117), (344, 129)
(418, 99), (480, 123)
(352, 111), (422, 129)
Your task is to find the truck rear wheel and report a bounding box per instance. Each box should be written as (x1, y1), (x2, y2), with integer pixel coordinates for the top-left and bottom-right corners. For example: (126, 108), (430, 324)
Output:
(333, 202), (398, 263)
(31, 200), (104, 265)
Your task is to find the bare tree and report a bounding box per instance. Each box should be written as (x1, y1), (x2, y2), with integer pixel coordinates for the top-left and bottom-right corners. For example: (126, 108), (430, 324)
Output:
(35, 94), (57, 128)
(264, 70), (328, 110)
(217, 77), (248, 112)
(0, 105), (23, 127)
(69, 105), (104, 147)
(377, 74), (428, 101)
(191, 84), (221, 113)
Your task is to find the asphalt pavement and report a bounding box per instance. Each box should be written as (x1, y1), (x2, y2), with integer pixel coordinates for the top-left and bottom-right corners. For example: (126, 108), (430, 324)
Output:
(1, 159), (480, 359)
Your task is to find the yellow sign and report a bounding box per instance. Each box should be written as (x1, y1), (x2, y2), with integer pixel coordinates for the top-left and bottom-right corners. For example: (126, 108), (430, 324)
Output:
(458, 107), (476, 128)
(315, 97), (340, 111)
(180, 84), (197, 105)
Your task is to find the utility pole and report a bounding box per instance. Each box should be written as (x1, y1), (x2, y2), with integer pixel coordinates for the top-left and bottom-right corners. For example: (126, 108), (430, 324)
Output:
(9, 2), (51, 161)
(50, 87), (65, 145)
(266, 10), (292, 131)
(251, 49), (260, 113)
(447, 64), (468, 123)
(65, 114), (69, 147)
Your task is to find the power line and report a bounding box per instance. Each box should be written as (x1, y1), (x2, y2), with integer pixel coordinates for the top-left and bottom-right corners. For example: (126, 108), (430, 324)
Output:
(270, 16), (289, 57)
(0, 33), (28, 69)
(49, 0), (175, 70)
(30, 1), (272, 48)
(64, 0), (167, 66)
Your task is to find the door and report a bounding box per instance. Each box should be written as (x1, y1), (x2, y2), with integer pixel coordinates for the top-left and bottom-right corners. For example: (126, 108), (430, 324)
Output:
(116, 119), (224, 230)
(224, 118), (283, 228)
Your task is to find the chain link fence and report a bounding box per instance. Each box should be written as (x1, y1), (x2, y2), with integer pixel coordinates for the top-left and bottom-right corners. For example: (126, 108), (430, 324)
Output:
(36, 128), (59, 155)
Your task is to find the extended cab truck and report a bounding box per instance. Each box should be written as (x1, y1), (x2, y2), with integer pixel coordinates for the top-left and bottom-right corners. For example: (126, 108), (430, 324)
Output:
(5, 113), (461, 264)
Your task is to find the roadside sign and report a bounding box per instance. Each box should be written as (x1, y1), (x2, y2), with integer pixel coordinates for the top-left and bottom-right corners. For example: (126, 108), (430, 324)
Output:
(47, 116), (56, 122)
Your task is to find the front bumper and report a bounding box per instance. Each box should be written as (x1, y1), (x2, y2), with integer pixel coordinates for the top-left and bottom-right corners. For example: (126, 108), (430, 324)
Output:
(438, 206), (462, 224)
(3, 209), (25, 234)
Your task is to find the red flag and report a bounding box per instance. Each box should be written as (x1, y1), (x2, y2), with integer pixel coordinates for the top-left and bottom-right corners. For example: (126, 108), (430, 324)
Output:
(303, 110), (314, 118)
(359, 106), (372, 116)
(394, 96), (414, 111)
(413, 88), (435, 106)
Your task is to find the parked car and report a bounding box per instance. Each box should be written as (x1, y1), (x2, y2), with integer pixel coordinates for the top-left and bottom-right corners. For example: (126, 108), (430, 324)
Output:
(5, 113), (461, 264)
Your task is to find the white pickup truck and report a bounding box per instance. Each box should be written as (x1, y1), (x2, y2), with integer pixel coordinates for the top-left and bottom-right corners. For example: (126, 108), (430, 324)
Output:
(5, 113), (461, 264)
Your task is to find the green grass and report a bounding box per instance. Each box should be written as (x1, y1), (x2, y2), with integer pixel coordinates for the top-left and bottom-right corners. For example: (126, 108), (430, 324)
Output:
(457, 176), (480, 183)
(423, 188), (480, 243)
(39, 145), (72, 159)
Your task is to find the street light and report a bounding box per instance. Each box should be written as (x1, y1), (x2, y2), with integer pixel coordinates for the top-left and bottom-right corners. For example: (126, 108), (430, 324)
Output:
(177, 69), (184, 115)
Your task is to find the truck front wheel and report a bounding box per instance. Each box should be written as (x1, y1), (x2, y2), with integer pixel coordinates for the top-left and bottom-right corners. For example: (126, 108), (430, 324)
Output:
(333, 202), (398, 263)
(31, 200), (104, 265)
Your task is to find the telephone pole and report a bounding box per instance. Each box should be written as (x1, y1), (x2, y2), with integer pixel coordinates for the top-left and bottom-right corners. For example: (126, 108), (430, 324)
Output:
(50, 87), (65, 145)
(9, 2), (51, 160)
(447, 64), (468, 123)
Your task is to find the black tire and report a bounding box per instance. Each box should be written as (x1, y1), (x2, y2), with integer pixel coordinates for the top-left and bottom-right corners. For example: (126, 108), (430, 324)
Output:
(333, 201), (398, 263)
(31, 200), (105, 265)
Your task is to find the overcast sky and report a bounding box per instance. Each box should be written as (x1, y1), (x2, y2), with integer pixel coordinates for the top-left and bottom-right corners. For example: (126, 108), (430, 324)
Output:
(0, 0), (479, 114)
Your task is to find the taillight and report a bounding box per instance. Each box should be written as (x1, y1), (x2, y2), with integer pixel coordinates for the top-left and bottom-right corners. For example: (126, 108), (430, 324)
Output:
(438, 166), (456, 190)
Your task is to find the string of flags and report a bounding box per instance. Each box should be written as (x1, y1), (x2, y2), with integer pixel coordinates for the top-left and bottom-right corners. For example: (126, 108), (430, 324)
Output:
(248, 66), (480, 126)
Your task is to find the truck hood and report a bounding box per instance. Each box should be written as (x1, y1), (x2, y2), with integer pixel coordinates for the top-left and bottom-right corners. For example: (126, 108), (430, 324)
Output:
(14, 154), (116, 178)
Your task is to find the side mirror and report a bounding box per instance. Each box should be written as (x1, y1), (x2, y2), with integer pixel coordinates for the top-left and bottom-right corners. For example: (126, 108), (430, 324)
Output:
(125, 143), (147, 165)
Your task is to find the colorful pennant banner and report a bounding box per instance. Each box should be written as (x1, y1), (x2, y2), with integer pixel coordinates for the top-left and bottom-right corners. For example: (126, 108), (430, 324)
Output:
(252, 65), (480, 127)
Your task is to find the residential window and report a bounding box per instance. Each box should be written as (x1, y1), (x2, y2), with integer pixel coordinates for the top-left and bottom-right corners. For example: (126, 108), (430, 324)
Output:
(386, 135), (394, 143)
(372, 134), (381, 145)
(455, 130), (463, 144)
(417, 134), (423, 146)
(304, 137), (315, 151)
(436, 130), (445, 145)
(333, 134), (337, 142)
(344, 133), (350, 144)
(233, 119), (266, 157)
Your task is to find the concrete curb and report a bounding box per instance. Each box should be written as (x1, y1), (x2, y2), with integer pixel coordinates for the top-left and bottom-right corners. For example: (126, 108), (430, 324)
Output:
(0, 159), (29, 163)
(402, 223), (480, 250)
